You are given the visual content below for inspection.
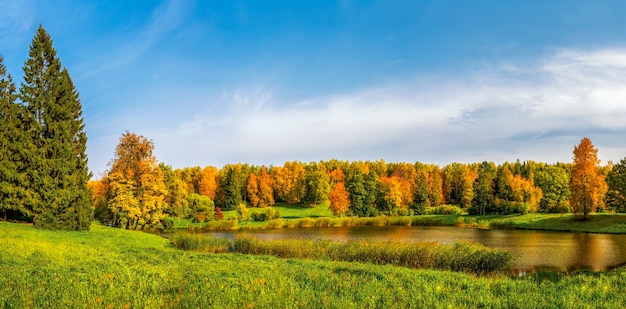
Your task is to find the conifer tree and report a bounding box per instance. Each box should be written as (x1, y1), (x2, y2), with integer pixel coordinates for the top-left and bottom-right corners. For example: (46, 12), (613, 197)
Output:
(19, 26), (93, 230)
(0, 56), (32, 220)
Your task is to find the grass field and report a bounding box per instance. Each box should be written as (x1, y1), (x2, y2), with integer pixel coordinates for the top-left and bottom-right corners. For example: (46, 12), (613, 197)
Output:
(2, 221), (626, 308)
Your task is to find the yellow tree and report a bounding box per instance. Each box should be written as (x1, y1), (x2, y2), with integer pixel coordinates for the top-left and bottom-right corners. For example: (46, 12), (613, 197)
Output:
(506, 172), (543, 213)
(570, 137), (604, 219)
(329, 182), (350, 217)
(107, 132), (167, 230)
(272, 161), (305, 204)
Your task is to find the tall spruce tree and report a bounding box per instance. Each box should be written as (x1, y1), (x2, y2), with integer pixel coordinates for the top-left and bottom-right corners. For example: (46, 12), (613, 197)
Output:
(0, 56), (32, 220)
(19, 26), (92, 230)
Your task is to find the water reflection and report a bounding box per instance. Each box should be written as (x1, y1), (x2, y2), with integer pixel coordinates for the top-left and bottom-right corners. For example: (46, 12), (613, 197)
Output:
(208, 226), (626, 272)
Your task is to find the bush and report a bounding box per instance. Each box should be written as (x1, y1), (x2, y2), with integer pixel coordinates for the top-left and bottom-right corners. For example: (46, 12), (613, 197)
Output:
(455, 217), (464, 226)
(236, 203), (250, 222)
(489, 219), (514, 229)
(161, 217), (175, 230)
(425, 205), (463, 215)
(251, 207), (281, 222)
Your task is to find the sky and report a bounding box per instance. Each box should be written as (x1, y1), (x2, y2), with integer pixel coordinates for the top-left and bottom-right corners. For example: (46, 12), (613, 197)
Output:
(2, 0), (626, 175)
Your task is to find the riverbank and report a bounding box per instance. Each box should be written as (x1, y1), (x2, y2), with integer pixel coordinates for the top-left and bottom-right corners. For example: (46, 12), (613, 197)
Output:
(178, 209), (626, 234)
(1, 221), (626, 308)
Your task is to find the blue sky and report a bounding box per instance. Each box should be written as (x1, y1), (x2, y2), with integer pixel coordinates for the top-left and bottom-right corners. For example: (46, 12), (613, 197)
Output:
(2, 1), (626, 175)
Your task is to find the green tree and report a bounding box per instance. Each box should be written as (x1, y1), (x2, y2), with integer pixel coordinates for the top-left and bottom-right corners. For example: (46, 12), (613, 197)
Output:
(534, 165), (570, 213)
(606, 158), (626, 212)
(303, 163), (331, 205)
(187, 193), (215, 222)
(0, 56), (32, 220)
(161, 163), (190, 219)
(470, 162), (496, 215)
(20, 26), (92, 230)
(412, 171), (430, 214)
(219, 163), (249, 210)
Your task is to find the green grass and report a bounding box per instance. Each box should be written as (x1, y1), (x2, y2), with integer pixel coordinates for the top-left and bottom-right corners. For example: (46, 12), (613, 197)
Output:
(2, 221), (626, 308)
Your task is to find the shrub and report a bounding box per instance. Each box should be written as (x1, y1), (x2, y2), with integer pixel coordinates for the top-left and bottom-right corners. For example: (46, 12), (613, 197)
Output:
(236, 203), (250, 222)
(489, 219), (514, 229)
(251, 207), (281, 222)
(215, 207), (224, 221)
(455, 217), (464, 226)
(426, 205), (463, 215)
(161, 217), (175, 230)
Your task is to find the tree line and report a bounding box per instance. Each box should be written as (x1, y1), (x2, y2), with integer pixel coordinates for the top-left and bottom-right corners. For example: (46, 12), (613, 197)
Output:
(87, 132), (624, 230)
(0, 26), (91, 230)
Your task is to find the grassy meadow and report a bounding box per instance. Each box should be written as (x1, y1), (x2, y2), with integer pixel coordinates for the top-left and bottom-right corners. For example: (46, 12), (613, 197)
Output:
(2, 221), (626, 308)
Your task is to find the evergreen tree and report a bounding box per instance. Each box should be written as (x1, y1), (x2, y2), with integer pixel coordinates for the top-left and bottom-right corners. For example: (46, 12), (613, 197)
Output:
(606, 158), (626, 213)
(19, 26), (93, 230)
(0, 56), (32, 220)
(470, 162), (497, 215)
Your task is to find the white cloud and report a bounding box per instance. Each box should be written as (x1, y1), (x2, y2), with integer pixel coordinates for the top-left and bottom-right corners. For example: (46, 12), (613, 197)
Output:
(88, 47), (626, 173)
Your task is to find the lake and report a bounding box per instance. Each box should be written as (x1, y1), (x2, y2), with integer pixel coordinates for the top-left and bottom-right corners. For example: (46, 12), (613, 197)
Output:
(207, 226), (626, 272)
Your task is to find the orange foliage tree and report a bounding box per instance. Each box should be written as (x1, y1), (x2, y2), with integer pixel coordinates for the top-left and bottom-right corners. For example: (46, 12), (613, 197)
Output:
(197, 166), (218, 200)
(328, 182), (350, 217)
(570, 137), (605, 219)
(506, 172), (543, 213)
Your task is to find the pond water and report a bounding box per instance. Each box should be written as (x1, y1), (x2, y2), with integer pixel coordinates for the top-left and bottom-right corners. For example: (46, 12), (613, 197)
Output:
(207, 226), (626, 272)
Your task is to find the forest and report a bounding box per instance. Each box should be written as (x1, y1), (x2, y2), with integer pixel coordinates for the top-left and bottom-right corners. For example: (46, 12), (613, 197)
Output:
(82, 132), (621, 231)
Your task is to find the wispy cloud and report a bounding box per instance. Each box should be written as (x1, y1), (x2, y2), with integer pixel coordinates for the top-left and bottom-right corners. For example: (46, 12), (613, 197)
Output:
(0, 0), (35, 47)
(88, 47), (626, 172)
(74, 0), (193, 80)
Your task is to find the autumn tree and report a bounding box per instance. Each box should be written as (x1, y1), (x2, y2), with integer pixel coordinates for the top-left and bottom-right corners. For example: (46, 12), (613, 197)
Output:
(377, 176), (403, 213)
(506, 172), (543, 213)
(328, 168), (346, 184)
(257, 166), (275, 208)
(428, 166), (443, 207)
(20, 26), (92, 230)
(328, 182), (349, 217)
(247, 173), (260, 207)
(272, 161), (306, 204)
(107, 132), (167, 229)
(0, 56), (31, 220)
(88, 176), (109, 223)
(247, 166), (274, 208)
(197, 166), (218, 200)
(570, 138), (604, 219)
